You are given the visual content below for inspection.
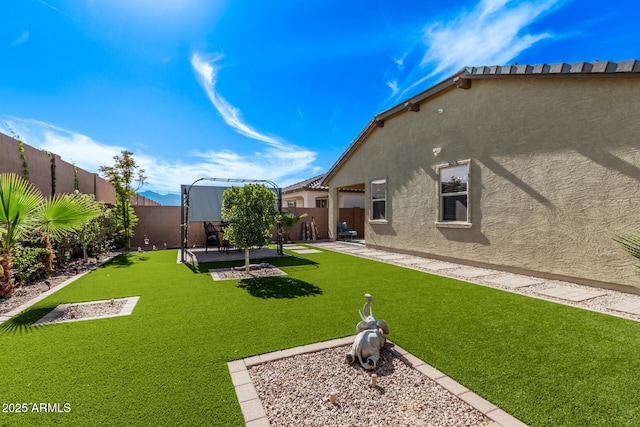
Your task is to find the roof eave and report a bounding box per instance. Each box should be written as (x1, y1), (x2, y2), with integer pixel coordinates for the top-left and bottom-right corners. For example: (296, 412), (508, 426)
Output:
(322, 59), (640, 187)
(323, 70), (462, 186)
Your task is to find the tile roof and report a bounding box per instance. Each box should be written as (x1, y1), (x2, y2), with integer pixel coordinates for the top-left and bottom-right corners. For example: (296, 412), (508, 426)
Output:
(461, 60), (640, 76)
(283, 174), (327, 193)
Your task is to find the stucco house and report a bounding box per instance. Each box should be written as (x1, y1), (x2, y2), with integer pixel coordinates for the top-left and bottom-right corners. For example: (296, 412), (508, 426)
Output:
(283, 173), (364, 209)
(323, 60), (640, 292)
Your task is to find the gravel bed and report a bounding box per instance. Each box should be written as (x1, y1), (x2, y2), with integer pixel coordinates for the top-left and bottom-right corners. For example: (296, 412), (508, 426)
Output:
(0, 254), (118, 315)
(0, 267), (92, 315)
(249, 345), (491, 427)
(210, 264), (286, 281)
(48, 300), (126, 324)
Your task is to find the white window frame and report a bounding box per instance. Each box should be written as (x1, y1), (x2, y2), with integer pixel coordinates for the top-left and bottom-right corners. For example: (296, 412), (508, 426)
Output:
(369, 178), (387, 223)
(436, 160), (472, 228)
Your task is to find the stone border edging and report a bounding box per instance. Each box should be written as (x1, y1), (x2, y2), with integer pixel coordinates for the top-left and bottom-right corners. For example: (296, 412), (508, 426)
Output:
(227, 336), (527, 427)
(0, 254), (119, 326)
(31, 296), (140, 326)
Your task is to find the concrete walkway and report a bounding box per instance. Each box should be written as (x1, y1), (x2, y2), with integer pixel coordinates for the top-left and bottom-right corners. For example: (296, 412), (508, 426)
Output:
(304, 241), (640, 322)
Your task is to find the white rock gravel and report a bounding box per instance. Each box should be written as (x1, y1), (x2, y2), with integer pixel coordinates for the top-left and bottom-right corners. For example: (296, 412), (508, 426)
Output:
(0, 253), (119, 319)
(48, 300), (126, 324)
(210, 264), (286, 281)
(248, 345), (492, 427)
(0, 261), (103, 315)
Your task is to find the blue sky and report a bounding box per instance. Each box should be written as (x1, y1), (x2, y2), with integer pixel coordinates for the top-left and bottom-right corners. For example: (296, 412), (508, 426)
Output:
(2, 0), (639, 195)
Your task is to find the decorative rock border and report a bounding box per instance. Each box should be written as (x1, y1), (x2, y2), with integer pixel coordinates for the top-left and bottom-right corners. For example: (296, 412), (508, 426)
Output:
(31, 296), (140, 326)
(228, 336), (527, 427)
(210, 265), (287, 282)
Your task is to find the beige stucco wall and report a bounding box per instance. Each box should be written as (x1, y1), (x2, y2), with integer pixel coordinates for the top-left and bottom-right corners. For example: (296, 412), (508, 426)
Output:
(132, 206), (188, 249)
(277, 207), (329, 241)
(283, 189), (364, 209)
(0, 131), (162, 207)
(327, 77), (640, 290)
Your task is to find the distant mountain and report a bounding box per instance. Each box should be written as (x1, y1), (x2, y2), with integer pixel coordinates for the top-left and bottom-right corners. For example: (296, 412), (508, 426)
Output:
(139, 191), (181, 206)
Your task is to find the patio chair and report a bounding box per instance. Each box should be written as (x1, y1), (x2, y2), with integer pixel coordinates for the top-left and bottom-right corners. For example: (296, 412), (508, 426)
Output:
(338, 222), (357, 241)
(204, 222), (221, 253)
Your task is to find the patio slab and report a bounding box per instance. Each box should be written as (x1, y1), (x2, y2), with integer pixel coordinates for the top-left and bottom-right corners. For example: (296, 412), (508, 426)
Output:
(392, 257), (423, 265)
(486, 275), (543, 288)
(607, 301), (640, 316)
(452, 268), (496, 278)
(375, 254), (412, 261)
(535, 286), (607, 302)
(422, 262), (456, 271)
(347, 249), (381, 255)
(407, 259), (439, 268)
(179, 247), (282, 264)
(290, 249), (322, 254)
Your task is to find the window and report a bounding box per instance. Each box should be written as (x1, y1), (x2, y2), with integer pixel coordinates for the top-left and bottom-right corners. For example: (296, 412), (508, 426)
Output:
(315, 198), (327, 208)
(370, 178), (387, 221)
(437, 162), (470, 227)
(287, 200), (297, 207)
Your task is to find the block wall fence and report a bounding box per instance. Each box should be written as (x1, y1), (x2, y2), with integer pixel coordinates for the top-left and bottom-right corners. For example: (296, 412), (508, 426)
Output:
(2, 131), (359, 250)
(130, 206), (364, 249)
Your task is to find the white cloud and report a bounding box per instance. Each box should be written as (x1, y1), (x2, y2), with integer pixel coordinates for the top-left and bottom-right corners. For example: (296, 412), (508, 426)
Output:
(4, 117), (317, 193)
(390, 0), (563, 100)
(386, 80), (399, 96)
(190, 52), (281, 146)
(188, 51), (318, 184)
(420, 0), (559, 77)
(11, 31), (30, 46)
(36, 0), (72, 18)
(4, 118), (125, 172)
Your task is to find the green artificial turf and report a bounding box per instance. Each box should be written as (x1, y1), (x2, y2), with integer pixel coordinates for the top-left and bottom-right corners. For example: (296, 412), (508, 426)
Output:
(2, 247), (640, 426)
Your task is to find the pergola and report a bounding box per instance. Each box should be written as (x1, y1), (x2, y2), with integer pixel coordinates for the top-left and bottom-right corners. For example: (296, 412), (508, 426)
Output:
(180, 177), (283, 263)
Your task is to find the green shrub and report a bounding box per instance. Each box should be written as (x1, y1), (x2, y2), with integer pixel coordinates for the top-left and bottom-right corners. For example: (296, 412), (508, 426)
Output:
(12, 245), (54, 284)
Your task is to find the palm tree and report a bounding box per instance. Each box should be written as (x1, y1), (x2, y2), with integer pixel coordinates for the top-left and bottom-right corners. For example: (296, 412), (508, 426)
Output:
(281, 211), (307, 242)
(0, 173), (100, 297)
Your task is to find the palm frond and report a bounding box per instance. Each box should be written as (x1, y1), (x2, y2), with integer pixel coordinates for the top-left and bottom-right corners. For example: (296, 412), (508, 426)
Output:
(0, 173), (43, 249)
(0, 173), (42, 222)
(613, 231), (640, 273)
(37, 194), (100, 239)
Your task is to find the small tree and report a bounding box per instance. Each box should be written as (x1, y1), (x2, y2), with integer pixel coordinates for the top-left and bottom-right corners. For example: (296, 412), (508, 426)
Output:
(281, 211), (307, 242)
(69, 194), (115, 262)
(222, 184), (278, 272)
(99, 150), (146, 250)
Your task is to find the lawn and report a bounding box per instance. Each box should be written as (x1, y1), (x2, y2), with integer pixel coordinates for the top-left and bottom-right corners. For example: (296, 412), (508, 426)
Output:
(2, 247), (640, 426)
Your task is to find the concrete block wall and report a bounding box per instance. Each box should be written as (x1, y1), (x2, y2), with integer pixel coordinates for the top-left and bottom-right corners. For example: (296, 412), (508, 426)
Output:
(0, 131), (159, 207)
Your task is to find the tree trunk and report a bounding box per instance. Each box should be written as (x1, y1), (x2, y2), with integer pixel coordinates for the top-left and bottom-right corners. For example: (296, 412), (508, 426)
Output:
(0, 250), (15, 297)
(245, 248), (250, 272)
